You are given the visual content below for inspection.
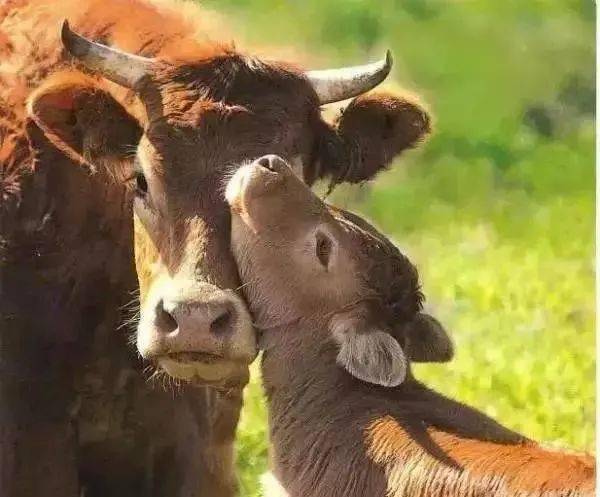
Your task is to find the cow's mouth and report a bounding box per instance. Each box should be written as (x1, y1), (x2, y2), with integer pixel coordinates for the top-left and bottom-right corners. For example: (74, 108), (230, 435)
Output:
(157, 354), (249, 386)
(165, 351), (224, 364)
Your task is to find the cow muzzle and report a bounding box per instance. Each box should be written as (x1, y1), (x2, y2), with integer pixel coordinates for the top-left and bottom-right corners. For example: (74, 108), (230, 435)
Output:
(137, 280), (257, 386)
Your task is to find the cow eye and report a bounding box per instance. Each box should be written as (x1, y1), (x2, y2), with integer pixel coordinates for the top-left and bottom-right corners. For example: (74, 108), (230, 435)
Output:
(315, 232), (332, 268)
(134, 171), (148, 196)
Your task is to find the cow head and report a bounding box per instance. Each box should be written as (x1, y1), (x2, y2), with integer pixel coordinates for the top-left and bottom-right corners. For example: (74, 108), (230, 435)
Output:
(26, 21), (430, 385)
(226, 156), (452, 387)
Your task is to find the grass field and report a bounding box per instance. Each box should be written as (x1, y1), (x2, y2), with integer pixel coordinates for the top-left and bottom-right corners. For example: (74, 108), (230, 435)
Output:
(199, 1), (595, 495)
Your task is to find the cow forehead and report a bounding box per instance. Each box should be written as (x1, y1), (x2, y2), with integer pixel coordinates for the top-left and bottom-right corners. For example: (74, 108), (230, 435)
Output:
(153, 53), (315, 104)
(131, 56), (321, 189)
(139, 115), (316, 201)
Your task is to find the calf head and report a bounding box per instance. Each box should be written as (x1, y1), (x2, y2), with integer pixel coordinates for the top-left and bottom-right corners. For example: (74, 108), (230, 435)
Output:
(226, 156), (453, 387)
(26, 21), (430, 385)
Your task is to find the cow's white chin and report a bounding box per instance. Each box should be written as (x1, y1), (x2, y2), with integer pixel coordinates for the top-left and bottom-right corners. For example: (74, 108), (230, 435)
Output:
(158, 357), (246, 384)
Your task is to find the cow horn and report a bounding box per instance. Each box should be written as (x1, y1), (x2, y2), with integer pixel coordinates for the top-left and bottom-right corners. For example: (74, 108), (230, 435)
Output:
(61, 20), (153, 89)
(305, 50), (393, 105)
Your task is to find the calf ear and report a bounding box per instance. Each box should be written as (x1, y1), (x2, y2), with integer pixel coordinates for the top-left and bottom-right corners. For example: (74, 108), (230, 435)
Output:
(312, 92), (431, 186)
(330, 311), (407, 387)
(27, 71), (141, 176)
(403, 313), (454, 363)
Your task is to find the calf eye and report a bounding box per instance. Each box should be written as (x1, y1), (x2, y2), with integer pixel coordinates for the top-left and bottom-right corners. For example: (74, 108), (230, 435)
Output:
(135, 171), (148, 196)
(315, 232), (332, 268)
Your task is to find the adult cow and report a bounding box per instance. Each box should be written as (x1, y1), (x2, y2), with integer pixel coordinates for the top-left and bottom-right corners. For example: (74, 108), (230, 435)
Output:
(0, 1), (431, 496)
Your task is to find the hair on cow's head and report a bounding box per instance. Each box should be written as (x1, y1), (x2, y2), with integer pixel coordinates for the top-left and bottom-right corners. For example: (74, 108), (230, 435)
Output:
(325, 206), (452, 386)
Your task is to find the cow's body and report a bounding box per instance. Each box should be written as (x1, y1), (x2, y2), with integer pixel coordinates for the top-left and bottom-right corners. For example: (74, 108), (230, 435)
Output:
(1, 2), (242, 495)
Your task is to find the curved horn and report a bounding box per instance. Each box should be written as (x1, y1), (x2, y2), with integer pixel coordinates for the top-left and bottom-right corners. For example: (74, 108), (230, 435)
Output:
(61, 20), (152, 89)
(306, 50), (393, 105)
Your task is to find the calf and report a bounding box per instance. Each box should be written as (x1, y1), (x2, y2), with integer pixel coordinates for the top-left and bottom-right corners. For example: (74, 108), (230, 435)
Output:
(225, 156), (595, 497)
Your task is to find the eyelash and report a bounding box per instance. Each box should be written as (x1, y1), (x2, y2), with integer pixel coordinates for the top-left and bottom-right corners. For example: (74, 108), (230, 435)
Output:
(125, 170), (148, 197)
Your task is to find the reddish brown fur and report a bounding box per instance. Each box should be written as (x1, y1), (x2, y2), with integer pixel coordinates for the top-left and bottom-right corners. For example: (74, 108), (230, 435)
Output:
(1, 2), (248, 496)
(367, 416), (594, 496)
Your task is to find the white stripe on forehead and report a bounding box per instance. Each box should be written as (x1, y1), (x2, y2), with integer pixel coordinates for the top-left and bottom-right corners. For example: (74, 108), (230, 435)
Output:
(136, 136), (153, 171)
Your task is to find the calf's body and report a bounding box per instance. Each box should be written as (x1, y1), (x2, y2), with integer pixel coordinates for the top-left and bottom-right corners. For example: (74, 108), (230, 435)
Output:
(262, 325), (593, 497)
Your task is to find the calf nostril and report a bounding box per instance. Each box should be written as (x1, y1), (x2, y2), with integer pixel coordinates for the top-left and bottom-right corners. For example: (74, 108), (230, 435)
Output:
(155, 300), (178, 334)
(257, 154), (283, 172)
(257, 156), (274, 171)
(210, 308), (233, 335)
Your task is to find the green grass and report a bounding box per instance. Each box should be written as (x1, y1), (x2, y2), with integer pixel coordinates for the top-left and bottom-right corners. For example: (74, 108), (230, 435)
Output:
(198, 1), (595, 495)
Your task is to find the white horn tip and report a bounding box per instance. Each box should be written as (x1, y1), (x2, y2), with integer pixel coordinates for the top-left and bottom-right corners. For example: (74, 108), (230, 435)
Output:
(307, 50), (395, 104)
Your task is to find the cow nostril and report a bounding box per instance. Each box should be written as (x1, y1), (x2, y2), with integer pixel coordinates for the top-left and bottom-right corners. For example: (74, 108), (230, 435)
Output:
(210, 308), (233, 335)
(156, 300), (178, 334)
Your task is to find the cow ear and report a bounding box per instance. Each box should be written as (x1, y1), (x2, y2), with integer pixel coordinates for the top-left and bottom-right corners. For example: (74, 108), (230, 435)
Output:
(403, 313), (454, 363)
(312, 92), (430, 186)
(330, 311), (407, 387)
(27, 71), (141, 175)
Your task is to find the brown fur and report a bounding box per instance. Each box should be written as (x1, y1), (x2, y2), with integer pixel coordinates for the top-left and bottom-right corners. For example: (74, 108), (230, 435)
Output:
(1, 1), (242, 496)
(226, 159), (594, 497)
(367, 416), (593, 496)
(264, 333), (594, 497)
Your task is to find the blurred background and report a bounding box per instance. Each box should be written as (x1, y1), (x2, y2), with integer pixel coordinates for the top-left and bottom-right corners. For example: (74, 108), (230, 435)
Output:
(200, 1), (595, 495)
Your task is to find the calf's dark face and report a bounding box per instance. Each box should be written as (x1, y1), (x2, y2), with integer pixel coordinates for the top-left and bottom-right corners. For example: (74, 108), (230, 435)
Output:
(226, 157), (453, 387)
